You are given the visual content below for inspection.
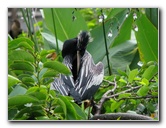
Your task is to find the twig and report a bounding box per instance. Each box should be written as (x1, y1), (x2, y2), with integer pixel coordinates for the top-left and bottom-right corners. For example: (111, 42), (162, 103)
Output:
(106, 86), (141, 99)
(117, 95), (158, 102)
(103, 79), (115, 85)
(95, 79), (141, 115)
(95, 77), (117, 115)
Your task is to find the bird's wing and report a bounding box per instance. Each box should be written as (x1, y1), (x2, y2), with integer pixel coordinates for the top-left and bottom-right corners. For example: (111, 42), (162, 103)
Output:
(51, 56), (75, 95)
(75, 51), (104, 100)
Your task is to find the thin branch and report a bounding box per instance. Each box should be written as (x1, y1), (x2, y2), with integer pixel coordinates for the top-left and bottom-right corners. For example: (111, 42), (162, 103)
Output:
(95, 77), (117, 115)
(106, 86), (141, 99)
(117, 95), (158, 102)
(104, 77), (117, 96)
(95, 78), (142, 115)
(103, 79), (115, 85)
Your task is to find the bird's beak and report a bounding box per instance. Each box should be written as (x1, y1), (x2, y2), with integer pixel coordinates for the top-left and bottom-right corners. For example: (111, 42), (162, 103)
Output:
(77, 48), (80, 76)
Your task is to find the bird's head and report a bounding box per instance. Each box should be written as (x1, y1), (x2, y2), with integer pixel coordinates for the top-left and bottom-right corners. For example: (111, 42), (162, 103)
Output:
(77, 31), (91, 51)
(11, 19), (21, 30)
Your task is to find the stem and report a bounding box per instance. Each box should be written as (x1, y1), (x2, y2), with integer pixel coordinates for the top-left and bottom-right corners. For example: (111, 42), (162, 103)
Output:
(51, 8), (60, 55)
(27, 8), (39, 52)
(20, 8), (31, 33)
(21, 8), (40, 87)
(101, 9), (111, 75)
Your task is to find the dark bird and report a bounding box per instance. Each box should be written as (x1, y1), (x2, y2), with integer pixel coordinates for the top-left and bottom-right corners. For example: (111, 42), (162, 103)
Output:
(9, 19), (22, 39)
(51, 31), (104, 104)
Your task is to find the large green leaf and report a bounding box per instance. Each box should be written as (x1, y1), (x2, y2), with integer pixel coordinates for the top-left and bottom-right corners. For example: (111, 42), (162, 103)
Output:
(145, 8), (158, 29)
(26, 86), (47, 100)
(43, 8), (88, 42)
(8, 50), (34, 63)
(111, 99), (124, 112)
(142, 64), (158, 80)
(8, 37), (34, 51)
(137, 86), (149, 96)
(9, 85), (27, 97)
(87, 9), (129, 63)
(43, 61), (71, 75)
(8, 75), (21, 89)
(111, 11), (133, 47)
(9, 61), (35, 72)
(135, 13), (158, 62)
(8, 95), (39, 107)
(103, 40), (137, 74)
(71, 102), (87, 120)
(59, 96), (77, 120)
(56, 98), (67, 118)
(128, 69), (139, 83)
(41, 32), (63, 50)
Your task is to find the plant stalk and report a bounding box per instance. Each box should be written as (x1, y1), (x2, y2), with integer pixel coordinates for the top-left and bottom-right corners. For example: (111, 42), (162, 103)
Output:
(51, 8), (60, 55)
(101, 10), (111, 75)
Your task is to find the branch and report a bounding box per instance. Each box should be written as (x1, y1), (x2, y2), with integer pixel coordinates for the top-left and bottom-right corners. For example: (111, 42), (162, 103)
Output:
(106, 86), (141, 99)
(95, 77), (117, 115)
(95, 80), (141, 115)
(103, 79), (115, 85)
(90, 113), (153, 120)
(117, 95), (158, 102)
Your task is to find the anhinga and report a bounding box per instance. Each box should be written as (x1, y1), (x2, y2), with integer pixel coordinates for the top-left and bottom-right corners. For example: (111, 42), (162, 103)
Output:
(51, 31), (104, 104)
(9, 19), (22, 39)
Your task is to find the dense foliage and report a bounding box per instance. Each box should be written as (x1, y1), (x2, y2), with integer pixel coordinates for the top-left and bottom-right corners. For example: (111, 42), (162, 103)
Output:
(8, 8), (158, 120)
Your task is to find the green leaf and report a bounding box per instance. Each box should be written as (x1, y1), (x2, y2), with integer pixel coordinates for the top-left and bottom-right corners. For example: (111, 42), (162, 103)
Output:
(137, 86), (149, 96)
(41, 32), (63, 50)
(128, 69), (139, 83)
(59, 96), (77, 120)
(87, 9), (129, 64)
(43, 8), (88, 42)
(56, 98), (67, 118)
(9, 85), (27, 98)
(71, 102), (87, 120)
(26, 87), (47, 100)
(107, 8), (126, 18)
(8, 50), (34, 63)
(111, 100), (124, 112)
(43, 70), (58, 78)
(9, 61), (35, 72)
(119, 78), (127, 84)
(8, 95), (39, 107)
(142, 65), (158, 80)
(13, 105), (45, 120)
(145, 8), (158, 29)
(135, 13), (158, 62)
(111, 11), (133, 47)
(119, 93), (131, 99)
(43, 61), (71, 75)
(103, 40), (137, 74)
(22, 77), (35, 84)
(141, 78), (149, 86)
(8, 75), (21, 89)
(8, 37), (34, 51)
(117, 69), (127, 77)
(8, 108), (18, 120)
(40, 49), (55, 57)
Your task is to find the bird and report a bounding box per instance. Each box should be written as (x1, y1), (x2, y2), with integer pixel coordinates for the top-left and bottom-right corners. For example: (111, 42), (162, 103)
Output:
(51, 31), (104, 104)
(9, 19), (22, 39)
